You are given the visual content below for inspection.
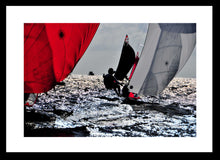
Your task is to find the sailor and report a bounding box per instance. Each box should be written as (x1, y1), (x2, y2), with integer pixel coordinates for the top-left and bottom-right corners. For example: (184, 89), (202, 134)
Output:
(103, 68), (122, 96)
(122, 84), (140, 100)
(122, 83), (130, 97)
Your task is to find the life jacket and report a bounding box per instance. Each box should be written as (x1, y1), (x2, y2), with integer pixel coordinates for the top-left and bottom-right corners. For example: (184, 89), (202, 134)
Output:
(128, 92), (140, 100)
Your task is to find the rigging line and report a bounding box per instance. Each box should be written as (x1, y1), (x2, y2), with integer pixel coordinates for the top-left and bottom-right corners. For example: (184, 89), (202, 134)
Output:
(24, 24), (46, 56)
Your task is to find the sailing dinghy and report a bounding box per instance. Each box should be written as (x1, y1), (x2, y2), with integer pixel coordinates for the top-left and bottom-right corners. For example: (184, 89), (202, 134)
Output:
(114, 34), (140, 100)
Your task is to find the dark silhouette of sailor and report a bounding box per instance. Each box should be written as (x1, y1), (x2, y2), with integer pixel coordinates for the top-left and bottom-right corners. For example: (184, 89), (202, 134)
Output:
(103, 68), (122, 96)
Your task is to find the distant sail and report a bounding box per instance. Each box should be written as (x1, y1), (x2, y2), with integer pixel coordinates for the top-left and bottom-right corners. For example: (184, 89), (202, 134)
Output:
(115, 35), (136, 80)
(24, 23), (99, 93)
(129, 23), (196, 96)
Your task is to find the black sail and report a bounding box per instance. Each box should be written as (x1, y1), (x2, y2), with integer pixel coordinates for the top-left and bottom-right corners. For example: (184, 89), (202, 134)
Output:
(115, 36), (135, 81)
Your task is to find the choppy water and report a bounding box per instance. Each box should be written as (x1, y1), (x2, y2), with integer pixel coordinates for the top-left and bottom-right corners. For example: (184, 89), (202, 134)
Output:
(24, 74), (196, 137)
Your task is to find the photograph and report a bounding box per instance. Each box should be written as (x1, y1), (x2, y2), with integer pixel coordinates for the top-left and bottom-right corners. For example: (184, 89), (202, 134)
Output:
(24, 23), (197, 137)
(6, 6), (213, 153)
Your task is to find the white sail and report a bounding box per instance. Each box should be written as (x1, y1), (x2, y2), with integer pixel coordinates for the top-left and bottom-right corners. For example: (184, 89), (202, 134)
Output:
(129, 23), (196, 96)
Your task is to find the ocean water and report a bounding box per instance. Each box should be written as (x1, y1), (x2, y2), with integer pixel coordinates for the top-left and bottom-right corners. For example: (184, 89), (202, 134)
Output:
(24, 74), (196, 137)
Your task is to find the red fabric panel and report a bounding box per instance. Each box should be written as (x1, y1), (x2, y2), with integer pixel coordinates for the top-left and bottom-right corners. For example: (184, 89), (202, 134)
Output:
(45, 23), (99, 82)
(24, 23), (99, 93)
(129, 54), (139, 80)
(24, 23), (55, 93)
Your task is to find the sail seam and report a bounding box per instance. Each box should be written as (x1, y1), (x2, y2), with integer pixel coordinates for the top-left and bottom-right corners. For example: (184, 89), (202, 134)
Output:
(24, 23), (34, 43)
(157, 45), (182, 50)
(58, 36), (66, 82)
(176, 34), (183, 72)
(24, 24), (46, 56)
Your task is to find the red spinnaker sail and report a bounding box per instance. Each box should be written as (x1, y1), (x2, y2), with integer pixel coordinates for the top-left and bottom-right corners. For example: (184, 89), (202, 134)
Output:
(24, 23), (99, 93)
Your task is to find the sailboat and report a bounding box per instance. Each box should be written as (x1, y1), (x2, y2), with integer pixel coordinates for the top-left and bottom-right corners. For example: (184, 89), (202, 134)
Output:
(24, 23), (99, 106)
(128, 23), (196, 97)
(114, 34), (140, 100)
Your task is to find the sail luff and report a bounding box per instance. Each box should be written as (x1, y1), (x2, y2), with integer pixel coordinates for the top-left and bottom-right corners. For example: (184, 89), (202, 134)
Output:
(129, 24), (161, 94)
(138, 30), (164, 96)
(177, 33), (196, 73)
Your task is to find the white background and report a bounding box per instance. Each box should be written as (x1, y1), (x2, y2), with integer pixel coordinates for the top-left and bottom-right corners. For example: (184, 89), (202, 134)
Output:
(6, 6), (212, 152)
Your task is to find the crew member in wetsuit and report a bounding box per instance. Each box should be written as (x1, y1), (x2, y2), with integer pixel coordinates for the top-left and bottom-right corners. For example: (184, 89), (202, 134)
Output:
(103, 68), (122, 96)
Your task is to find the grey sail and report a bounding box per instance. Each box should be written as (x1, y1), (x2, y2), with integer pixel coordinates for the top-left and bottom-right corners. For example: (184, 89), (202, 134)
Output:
(129, 23), (196, 96)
